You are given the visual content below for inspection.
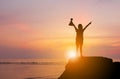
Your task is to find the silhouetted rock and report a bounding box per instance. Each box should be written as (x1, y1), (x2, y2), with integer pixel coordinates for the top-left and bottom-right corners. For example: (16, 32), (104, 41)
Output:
(58, 56), (120, 79)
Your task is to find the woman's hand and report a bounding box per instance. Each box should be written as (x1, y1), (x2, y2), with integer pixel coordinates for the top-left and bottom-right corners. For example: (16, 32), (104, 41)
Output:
(89, 21), (92, 25)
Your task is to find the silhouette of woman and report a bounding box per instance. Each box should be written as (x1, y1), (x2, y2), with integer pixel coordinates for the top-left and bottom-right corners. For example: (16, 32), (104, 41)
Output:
(69, 18), (92, 57)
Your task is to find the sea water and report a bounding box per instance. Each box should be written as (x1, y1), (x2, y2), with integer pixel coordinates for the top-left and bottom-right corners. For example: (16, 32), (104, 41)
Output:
(0, 59), (119, 79)
(0, 59), (65, 79)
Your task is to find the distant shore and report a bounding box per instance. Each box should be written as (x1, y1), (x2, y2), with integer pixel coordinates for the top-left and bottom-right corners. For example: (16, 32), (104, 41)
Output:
(0, 61), (65, 65)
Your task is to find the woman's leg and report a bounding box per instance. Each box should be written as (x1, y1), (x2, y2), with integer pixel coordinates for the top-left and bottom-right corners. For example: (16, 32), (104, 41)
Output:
(76, 41), (79, 57)
(80, 44), (83, 57)
(80, 40), (83, 57)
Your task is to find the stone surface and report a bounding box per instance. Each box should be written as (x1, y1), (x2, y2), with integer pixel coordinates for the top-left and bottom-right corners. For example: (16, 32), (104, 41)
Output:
(58, 56), (120, 79)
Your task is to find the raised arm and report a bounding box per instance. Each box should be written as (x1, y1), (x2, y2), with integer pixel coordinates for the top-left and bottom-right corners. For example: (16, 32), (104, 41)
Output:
(83, 21), (92, 31)
(73, 24), (78, 31)
(69, 18), (78, 31)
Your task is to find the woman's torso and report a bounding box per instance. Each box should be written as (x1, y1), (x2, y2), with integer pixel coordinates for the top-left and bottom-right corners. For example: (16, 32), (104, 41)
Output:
(76, 29), (84, 40)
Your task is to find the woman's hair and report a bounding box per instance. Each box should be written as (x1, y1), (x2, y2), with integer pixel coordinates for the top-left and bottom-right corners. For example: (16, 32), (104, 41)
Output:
(78, 24), (83, 29)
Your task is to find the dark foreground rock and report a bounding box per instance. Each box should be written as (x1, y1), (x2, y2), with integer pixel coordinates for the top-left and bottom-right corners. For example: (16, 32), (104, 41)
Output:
(58, 56), (120, 79)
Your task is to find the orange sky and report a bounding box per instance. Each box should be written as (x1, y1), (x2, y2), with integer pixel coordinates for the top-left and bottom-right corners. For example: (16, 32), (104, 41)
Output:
(0, 0), (120, 59)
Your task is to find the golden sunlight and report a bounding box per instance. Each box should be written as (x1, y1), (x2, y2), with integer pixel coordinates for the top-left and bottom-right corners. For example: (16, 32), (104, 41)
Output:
(66, 50), (76, 59)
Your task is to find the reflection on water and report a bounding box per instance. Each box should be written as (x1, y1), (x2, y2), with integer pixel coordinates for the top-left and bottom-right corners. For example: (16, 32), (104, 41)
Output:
(0, 59), (119, 79)
(0, 59), (65, 79)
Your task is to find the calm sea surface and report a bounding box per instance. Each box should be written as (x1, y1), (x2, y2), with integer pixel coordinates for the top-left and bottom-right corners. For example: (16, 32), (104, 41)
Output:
(0, 59), (65, 79)
(0, 59), (119, 79)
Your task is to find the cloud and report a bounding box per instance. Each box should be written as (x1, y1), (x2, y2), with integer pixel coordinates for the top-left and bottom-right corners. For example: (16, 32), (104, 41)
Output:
(84, 38), (120, 59)
(96, 0), (114, 4)
(0, 13), (33, 33)
(0, 13), (15, 25)
(0, 45), (62, 59)
(0, 36), (120, 59)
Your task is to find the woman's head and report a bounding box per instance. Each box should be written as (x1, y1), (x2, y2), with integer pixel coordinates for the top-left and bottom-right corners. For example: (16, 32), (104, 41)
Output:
(78, 24), (83, 29)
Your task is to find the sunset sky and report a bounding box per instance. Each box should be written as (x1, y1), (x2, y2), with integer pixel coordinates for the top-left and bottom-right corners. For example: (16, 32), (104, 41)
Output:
(0, 0), (120, 59)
